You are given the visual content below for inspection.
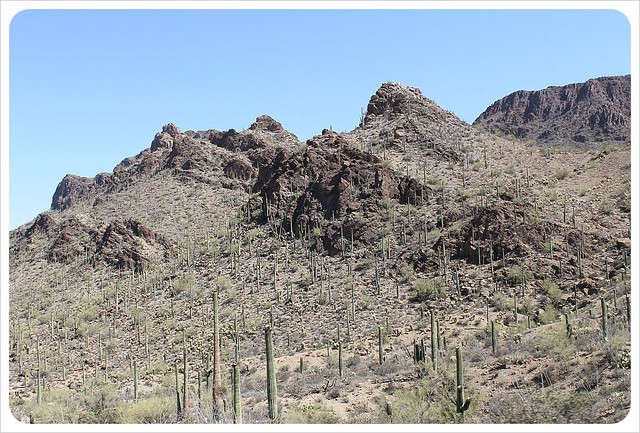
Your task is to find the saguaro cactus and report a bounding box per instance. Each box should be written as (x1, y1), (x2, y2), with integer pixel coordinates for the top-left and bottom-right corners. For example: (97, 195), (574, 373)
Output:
(454, 346), (471, 423)
(265, 326), (278, 421)
(378, 326), (384, 365)
(626, 294), (631, 329)
(174, 362), (182, 420)
(601, 298), (608, 341)
(430, 309), (437, 372)
(232, 362), (242, 424)
(413, 339), (425, 364)
(182, 332), (189, 415)
(212, 287), (223, 420)
(565, 313), (573, 338)
(491, 321), (497, 355)
(338, 341), (344, 378)
(36, 368), (42, 404)
(133, 358), (138, 400)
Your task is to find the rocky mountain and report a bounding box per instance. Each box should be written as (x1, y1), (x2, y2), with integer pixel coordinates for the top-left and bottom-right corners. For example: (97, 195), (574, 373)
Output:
(8, 81), (632, 426)
(473, 75), (631, 147)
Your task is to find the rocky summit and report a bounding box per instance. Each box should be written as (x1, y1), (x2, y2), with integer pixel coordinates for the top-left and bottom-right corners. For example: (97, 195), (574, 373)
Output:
(8, 80), (631, 426)
(473, 75), (631, 147)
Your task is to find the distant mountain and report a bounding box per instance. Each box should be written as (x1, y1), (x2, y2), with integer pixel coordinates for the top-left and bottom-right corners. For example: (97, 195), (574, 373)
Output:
(473, 75), (631, 147)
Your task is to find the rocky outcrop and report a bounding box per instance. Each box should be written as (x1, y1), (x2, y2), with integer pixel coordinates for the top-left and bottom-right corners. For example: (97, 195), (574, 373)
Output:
(224, 156), (255, 180)
(473, 75), (631, 146)
(36, 215), (174, 271)
(249, 129), (432, 255)
(250, 115), (286, 133)
(51, 174), (95, 211)
(48, 218), (98, 263)
(97, 219), (175, 271)
(444, 204), (553, 264)
(24, 213), (57, 238)
(49, 117), (300, 213)
(351, 82), (472, 162)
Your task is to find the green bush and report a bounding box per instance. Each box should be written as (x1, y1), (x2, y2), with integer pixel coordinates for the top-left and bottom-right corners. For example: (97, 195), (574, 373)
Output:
(412, 277), (446, 301)
(373, 371), (468, 423)
(491, 292), (513, 312)
(539, 304), (560, 325)
(506, 266), (532, 286)
(281, 402), (341, 423)
(397, 263), (413, 282)
(542, 278), (563, 306)
(485, 388), (597, 423)
(553, 168), (569, 180)
(113, 395), (176, 423)
(600, 202), (614, 215)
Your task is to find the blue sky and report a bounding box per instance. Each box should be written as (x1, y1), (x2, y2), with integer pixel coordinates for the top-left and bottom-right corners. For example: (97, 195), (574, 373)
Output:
(7, 7), (632, 229)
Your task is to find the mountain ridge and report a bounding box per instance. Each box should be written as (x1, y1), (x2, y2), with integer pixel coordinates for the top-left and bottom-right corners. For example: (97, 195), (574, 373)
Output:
(473, 74), (631, 147)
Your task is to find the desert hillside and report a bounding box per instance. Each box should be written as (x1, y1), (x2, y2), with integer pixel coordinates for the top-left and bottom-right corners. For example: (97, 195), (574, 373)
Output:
(8, 81), (631, 425)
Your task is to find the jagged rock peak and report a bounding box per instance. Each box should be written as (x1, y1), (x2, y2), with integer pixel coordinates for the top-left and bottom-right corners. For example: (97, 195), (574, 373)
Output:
(366, 82), (426, 118)
(51, 174), (94, 211)
(162, 123), (181, 137)
(249, 115), (285, 133)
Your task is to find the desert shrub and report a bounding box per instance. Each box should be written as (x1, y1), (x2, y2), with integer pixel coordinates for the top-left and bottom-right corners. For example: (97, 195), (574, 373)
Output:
(542, 278), (563, 306)
(281, 402), (340, 423)
(354, 256), (376, 272)
(397, 262), (413, 283)
(520, 295), (538, 316)
(369, 360), (398, 376)
(277, 364), (292, 382)
(538, 304), (560, 325)
(615, 181), (630, 213)
(113, 394), (176, 423)
(484, 388), (597, 423)
(412, 277), (446, 301)
(505, 266), (532, 286)
(553, 168), (569, 180)
(426, 175), (441, 186)
(16, 387), (91, 423)
(346, 354), (362, 368)
(603, 332), (632, 370)
(599, 143), (613, 156)
(373, 370), (469, 424)
(491, 292), (513, 312)
(357, 294), (374, 310)
(600, 202), (614, 215)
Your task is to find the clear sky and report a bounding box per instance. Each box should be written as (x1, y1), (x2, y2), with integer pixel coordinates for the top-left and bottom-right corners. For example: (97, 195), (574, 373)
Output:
(6, 6), (632, 229)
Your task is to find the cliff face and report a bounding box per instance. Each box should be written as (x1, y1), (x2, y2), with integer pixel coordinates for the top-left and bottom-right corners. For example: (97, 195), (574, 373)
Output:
(473, 75), (630, 147)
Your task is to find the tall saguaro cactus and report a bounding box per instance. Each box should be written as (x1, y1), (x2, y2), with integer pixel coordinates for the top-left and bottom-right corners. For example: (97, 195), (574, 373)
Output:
(601, 298), (609, 342)
(454, 346), (471, 423)
(133, 358), (138, 400)
(430, 309), (437, 372)
(212, 287), (223, 420)
(265, 326), (278, 421)
(174, 362), (182, 420)
(378, 326), (384, 365)
(232, 362), (242, 424)
(182, 332), (189, 415)
(491, 321), (497, 355)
